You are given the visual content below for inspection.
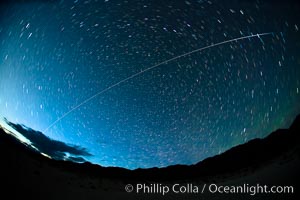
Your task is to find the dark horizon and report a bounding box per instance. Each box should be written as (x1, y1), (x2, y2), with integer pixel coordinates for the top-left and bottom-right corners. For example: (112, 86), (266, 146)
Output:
(1, 113), (299, 171)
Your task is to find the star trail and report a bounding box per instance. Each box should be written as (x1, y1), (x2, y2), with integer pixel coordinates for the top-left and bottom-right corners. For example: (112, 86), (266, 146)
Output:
(0, 0), (299, 169)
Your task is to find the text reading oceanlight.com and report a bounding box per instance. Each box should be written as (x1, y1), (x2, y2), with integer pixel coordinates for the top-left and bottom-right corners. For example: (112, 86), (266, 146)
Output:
(125, 183), (294, 196)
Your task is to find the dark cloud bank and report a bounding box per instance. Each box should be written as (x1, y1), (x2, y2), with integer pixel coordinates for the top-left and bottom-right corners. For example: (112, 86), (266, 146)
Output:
(4, 118), (92, 163)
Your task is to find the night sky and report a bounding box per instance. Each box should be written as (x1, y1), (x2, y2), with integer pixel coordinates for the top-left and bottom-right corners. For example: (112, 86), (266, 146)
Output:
(0, 0), (299, 169)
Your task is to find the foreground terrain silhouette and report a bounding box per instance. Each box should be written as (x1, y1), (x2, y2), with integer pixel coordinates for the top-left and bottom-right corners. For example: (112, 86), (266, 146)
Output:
(0, 115), (299, 200)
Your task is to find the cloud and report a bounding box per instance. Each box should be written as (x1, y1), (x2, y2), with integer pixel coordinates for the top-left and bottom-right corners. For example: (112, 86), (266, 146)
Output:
(4, 119), (92, 163)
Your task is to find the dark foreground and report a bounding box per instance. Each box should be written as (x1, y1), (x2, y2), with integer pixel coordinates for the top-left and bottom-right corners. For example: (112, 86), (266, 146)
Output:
(0, 115), (299, 200)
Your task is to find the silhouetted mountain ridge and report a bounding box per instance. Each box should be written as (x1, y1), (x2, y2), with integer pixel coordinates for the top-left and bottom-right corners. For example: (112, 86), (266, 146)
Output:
(191, 115), (300, 175)
(0, 114), (299, 181)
